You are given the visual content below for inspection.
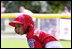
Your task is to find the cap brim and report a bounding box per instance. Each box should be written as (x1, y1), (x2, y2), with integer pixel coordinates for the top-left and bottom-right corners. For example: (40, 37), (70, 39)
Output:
(9, 21), (23, 27)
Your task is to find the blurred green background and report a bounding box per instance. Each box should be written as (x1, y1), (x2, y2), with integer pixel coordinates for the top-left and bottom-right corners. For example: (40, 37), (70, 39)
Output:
(1, 1), (71, 13)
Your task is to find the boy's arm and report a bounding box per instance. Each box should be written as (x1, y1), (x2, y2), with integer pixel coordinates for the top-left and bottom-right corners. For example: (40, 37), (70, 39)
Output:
(39, 32), (62, 48)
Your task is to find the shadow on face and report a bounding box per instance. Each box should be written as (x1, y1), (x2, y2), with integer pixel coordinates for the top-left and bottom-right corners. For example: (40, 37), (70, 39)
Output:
(14, 23), (24, 35)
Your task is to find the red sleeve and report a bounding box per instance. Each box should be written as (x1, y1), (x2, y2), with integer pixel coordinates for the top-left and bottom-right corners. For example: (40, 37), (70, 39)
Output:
(39, 32), (58, 45)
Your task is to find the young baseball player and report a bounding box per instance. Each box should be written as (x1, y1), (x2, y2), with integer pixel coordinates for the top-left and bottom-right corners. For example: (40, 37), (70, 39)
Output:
(9, 14), (62, 48)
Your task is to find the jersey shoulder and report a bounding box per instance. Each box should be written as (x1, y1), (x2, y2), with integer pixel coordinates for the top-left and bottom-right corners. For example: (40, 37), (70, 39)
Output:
(33, 29), (41, 37)
(33, 29), (50, 37)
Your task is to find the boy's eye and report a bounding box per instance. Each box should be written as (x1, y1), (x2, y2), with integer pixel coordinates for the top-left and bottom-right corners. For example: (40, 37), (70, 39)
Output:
(16, 25), (21, 28)
(17, 25), (21, 27)
(15, 24), (23, 28)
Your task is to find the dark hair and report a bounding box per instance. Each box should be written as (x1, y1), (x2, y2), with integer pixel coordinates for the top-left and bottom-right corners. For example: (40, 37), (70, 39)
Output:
(64, 6), (70, 10)
(63, 6), (71, 12)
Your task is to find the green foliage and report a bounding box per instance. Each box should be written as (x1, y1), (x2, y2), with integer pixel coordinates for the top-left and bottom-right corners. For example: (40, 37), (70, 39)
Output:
(47, 1), (71, 13)
(2, 1), (71, 13)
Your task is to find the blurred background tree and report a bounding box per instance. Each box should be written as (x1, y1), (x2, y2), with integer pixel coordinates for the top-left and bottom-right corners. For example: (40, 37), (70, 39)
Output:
(47, 1), (71, 13)
(1, 1), (71, 13)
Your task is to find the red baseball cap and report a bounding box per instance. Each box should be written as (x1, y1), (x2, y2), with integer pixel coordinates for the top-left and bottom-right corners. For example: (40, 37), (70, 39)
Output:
(9, 14), (34, 31)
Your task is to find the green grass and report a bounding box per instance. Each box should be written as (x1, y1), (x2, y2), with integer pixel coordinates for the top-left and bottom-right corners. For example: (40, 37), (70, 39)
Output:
(60, 40), (71, 48)
(1, 38), (29, 48)
(1, 38), (71, 48)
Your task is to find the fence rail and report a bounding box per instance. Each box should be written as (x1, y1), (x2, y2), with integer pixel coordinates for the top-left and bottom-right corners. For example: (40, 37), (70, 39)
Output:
(1, 13), (71, 19)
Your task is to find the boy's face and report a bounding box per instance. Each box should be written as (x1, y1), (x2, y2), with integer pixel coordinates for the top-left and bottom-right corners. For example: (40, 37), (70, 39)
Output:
(15, 23), (24, 35)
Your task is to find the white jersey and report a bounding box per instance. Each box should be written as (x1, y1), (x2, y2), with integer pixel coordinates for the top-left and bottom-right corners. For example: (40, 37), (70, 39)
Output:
(23, 9), (33, 15)
(45, 41), (62, 48)
(1, 7), (6, 13)
(62, 12), (71, 14)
